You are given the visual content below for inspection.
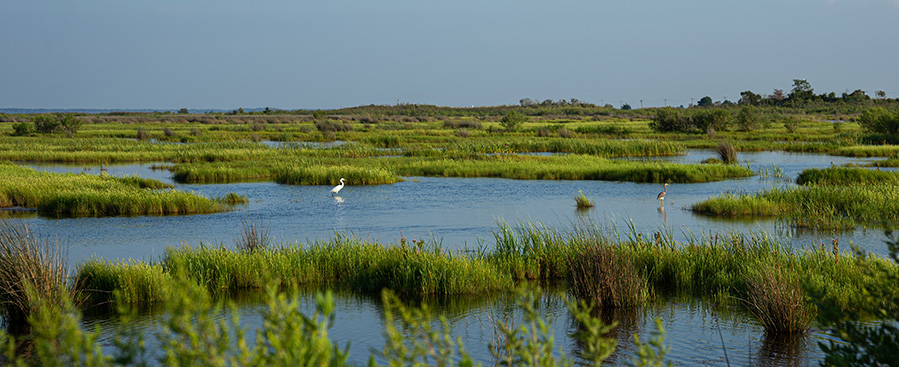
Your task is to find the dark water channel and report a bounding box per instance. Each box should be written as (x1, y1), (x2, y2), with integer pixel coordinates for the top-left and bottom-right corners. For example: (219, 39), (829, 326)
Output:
(13, 149), (890, 366)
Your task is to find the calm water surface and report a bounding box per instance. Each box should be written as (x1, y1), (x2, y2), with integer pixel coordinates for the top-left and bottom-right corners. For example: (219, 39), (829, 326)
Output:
(15, 149), (887, 366)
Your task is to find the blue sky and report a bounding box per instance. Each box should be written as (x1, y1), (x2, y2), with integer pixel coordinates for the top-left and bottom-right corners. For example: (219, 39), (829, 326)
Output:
(2, 0), (898, 110)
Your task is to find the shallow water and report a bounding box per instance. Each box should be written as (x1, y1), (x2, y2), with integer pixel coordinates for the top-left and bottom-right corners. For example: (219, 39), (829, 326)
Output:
(21, 150), (890, 269)
(81, 290), (835, 367)
(13, 150), (889, 366)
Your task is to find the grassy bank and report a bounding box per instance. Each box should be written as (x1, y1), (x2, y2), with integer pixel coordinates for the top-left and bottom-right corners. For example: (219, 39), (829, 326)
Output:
(0, 163), (243, 216)
(694, 167), (899, 229)
(74, 223), (898, 321)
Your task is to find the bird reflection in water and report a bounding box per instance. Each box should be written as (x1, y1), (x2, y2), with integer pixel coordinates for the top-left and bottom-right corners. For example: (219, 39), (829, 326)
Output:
(658, 205), (667, 224)
(333, 196), (344, 204)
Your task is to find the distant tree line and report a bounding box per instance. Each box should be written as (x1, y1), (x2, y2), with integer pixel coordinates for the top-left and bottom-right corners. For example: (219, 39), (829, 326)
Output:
(735, 79), (890, 107)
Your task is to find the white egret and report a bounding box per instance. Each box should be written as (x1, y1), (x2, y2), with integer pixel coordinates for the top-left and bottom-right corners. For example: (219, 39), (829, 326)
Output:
(330, 178), (346, 196)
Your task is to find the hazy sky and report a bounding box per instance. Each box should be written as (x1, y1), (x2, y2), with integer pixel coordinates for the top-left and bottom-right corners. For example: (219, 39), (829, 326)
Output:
(2, 0), (897, 110)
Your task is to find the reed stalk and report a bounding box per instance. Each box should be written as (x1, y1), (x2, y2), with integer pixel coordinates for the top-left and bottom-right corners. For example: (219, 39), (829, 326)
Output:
(0, 221), (68, 329)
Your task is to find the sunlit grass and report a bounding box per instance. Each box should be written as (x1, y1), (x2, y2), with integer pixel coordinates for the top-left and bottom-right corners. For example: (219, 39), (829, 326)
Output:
(73, 222), (898, 324)
(0, 163), (241, 216)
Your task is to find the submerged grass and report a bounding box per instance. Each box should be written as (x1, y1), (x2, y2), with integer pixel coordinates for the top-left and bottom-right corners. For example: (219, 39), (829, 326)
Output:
(0, 163), (240, 216)
(574, 191), (595, 209)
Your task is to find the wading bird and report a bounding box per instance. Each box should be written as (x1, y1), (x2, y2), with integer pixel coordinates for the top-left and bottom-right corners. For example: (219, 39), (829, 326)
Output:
(330, 178), (346, 196)
(656, 183), (668, 204)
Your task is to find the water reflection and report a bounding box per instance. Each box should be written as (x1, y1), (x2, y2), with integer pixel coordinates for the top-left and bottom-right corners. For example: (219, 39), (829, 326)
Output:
(756, 332), (810, 367)
(77, 289), (829, 367)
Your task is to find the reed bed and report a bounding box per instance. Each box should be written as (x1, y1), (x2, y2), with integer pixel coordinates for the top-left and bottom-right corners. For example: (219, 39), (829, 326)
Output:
(833, 145), (899, 158)
(274, 165), (400, 186)
(692, 183), (899, 229)
(0, 163), (238, 216)
(76, 237), (512, 303)
(742, 263), (816, 335)
(440, 137), (685, 157)
(72, 223), (897, 332)
(386, 154), (753, 183)
(796, 167), (899, 186)
(568, 243), (645, 309)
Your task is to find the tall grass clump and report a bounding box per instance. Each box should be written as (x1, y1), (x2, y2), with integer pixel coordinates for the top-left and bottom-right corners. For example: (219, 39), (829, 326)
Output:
(236, 219), (270, 252)
(574, 191), (595, 209)
(567, 243), (644, 309)
(715, 140), (738, 164)
(75, 259), (169, 307)
(0, 221), (68, 328)
(742, 263), (815, 335)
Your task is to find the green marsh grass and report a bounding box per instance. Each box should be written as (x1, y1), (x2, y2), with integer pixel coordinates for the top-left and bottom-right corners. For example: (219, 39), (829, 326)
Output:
(274, 164), (399, 185)
(72, 223), (897, 329)
(385, 154), (753, 183)
(567, 243), (645, 309)
(692, 181), (899, 229)
(0, 163), (239, 216)
(742, 263), (815, 335)
(439, 137), (685, 157)
(796, 166), (899, 186)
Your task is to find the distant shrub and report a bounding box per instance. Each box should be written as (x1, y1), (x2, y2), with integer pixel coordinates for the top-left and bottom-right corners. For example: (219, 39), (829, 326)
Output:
(500, 111), (526, 132)
(693, 109), (732, 136)
(558, 127), (572, 138)
(315, 120), (352, 133)
(783, 117), (800, 133)
(858, 107), (899, 134)
(136, 128), (150, 141)
(649, 107), (691, 132)
(32, 114), (61, 133)
(575, 125), (632, 137)
(456, 129), (471, 138)
(163, 127), (175, 137)
(12, 122), (33, 136)
(252, 123), (265, 132)
(190, 128), (202, 136)
(358, 116), (379, 124)
(535, 127), (552, 137)
(736, 106), (764, 131)
(59, 114), (82, 135)
(443, 119), (482, 130)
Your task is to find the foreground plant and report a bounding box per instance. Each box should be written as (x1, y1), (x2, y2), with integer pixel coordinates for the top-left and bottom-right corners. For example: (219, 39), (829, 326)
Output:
(1, 280), (661, 366)
(742, 263), (815, 335)
(0, 220), (68, 329)
(817, 230), (899, 366)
